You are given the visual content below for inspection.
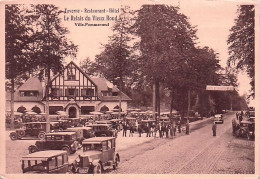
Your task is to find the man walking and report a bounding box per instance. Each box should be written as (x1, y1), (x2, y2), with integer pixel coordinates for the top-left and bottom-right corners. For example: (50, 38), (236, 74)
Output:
(212, 122), (217, 136)
(186, 120), (190, 135)
(123, 122), (128, 137)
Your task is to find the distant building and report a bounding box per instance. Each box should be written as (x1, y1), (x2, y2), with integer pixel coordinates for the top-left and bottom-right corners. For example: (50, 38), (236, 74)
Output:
(6, 61), (131, 118)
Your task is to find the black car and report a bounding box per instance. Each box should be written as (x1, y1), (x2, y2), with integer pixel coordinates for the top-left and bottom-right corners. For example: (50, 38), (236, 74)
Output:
(86, 124), (116, 137)
(28, 132), (79, 154)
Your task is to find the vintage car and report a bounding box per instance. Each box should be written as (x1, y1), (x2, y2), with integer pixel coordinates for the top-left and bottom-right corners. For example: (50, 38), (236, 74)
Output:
(214, 114), (224, 124)
(95, 120), (112, 126)
(70, 137), (120, 174)
(28, 132), (79, 154)
(21, 150), (69, 173)
(50, 119), (72, 130)
(86, 124), (117, 137)
(109, 119), (123, 130)
(61, 127), (95, 144)
(9, 122), (48, 140)
(235, 121), (255, 140)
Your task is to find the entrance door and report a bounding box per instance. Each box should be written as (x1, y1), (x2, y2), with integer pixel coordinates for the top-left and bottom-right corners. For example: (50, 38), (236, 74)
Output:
(69, 107), (77, 118)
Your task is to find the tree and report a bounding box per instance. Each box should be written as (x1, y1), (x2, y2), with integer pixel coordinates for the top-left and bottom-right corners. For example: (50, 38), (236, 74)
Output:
(227, 5), (255, 98)
(85, 6), (136, 92)
(30, 5), (77, 132)
(5, 5), (33, 129)
(133, 5), (198, 116)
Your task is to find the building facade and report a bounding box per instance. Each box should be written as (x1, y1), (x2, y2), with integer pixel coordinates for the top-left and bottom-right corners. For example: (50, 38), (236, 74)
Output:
(6, 61), (131, 118)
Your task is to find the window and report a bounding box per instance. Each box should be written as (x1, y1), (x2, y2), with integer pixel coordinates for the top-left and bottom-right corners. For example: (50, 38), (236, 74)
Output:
(20, 91), (38, 97)
(102, 141), (108, 151)
(112, 92), (118, 96)
(81, 106), (95, 115)
(65, 89), (78, 96)
(81, 88), (94, 97)
(49, 106), (64, 115)
(51, 88), (62, 97)
(32, 106), (41, 114)
(67, 66), (76, 80)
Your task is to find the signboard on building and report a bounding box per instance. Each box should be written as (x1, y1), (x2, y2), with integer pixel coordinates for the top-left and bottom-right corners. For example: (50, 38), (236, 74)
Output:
(206, 85), (234, 91)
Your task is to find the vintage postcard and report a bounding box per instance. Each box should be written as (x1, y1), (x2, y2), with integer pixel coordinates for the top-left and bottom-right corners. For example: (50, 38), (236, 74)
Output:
(0, 0), (259, 178)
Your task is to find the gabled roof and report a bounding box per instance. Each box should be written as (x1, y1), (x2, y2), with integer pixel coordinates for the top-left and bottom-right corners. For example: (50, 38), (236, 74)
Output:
(13, 77), (44, 102)
(91, 77), (131, 101)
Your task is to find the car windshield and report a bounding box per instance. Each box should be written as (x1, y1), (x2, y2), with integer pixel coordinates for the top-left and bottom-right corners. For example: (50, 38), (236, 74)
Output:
(83, 144), (102, 151)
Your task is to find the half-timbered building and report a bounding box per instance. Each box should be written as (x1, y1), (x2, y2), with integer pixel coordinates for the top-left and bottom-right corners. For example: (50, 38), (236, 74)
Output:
(6, 61), (131, 118)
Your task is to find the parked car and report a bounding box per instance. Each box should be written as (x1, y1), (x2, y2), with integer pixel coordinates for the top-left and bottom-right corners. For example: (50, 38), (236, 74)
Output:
(109, 119), (123, 130)
(21, 150), (69, 173)
(9, 122), (48, 140)
(61, 127), (95, 144)
(28, 132), (79, 154)
(50, 119), (72, 130)
(214, 114), (223, 124)
(235, 121), (255, 140)
(86, 124), (117, 137)
(70, 137), (120, 174)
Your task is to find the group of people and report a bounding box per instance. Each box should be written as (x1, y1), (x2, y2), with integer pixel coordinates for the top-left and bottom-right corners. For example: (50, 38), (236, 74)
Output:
(121, 120), (191, 138)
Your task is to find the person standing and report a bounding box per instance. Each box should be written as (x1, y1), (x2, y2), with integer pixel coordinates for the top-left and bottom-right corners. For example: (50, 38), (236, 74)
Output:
(129, 124), (134, 137)
(123, 122), (128, 137)
(177, 120), (181, 133)
(186, 120), (190, 135)
(146, 123), (151, 137)
(138, 124), (142, 137)
(158, 123), (163, 138)
(154, 123), (158, 137)
(173, 123), (176, 136)
(212, 122), (217, 136)
(169, 123), (173, 138)
(165, 124), (169, 138)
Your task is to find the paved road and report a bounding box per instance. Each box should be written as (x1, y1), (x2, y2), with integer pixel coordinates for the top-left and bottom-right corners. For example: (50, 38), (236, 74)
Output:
(110, 112), (254, 174)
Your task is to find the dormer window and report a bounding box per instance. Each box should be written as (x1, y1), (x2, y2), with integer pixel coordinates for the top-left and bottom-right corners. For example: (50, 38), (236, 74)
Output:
(20, 91), (38, 97)
(112, 92), (118, 96)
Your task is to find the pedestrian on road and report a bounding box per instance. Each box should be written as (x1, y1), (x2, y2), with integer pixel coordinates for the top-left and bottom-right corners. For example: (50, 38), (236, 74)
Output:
(186, 120), (190, 135)
(154, 124), (158, 137)
(173, 123), (176, 136)
(212, 122), (217, 136)
(129, 124), (134, 137)
(159, 123), (163, 138)
(123, 122), (128, 137)
(177, 120), (181, 133)
(169, 124), (174, 138)
(165, 124), (169, 138)
(150, 124), (154, 137)
(138, 124), (142, 137)
(146, 123), (151, 137)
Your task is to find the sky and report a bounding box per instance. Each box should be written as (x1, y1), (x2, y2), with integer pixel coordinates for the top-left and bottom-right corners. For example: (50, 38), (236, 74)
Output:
(54, 0), (254, 105)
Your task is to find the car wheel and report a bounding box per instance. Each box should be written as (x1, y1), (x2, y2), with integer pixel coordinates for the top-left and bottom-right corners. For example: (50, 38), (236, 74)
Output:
(93, 163), (102, 174)
(10, 132), (18, 140)
(17, 130), (26, 138)
(235, 130), (240, 137)
(62, 146), (71, 155)
(113, 156), (119, 170)
(28, 145), (39, 153)
(38, 132), (45, 140)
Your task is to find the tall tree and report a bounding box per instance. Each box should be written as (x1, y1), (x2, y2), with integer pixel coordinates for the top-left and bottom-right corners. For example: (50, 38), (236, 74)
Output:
(133, 5), (198, 116)
(87, 6), (136, 91)
(31, 4), (77, 132)
(227, 5), (255, 98)
(5, 5), (33, 129)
